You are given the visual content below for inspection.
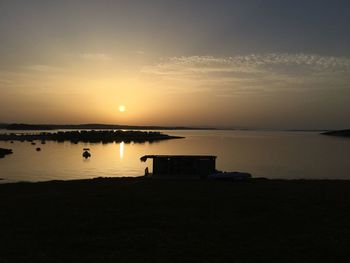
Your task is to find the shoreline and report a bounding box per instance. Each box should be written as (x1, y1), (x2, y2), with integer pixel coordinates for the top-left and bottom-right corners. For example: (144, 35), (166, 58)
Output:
(1, 176), (350, 262)
(2, 176), (350, 185)
(2, 176), (350, 184)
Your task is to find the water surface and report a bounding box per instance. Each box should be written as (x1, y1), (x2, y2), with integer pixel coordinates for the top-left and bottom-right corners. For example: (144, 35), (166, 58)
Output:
(1, 130), (350, 182)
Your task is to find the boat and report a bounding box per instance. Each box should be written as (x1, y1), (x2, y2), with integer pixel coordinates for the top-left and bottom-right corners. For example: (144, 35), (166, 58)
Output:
(208, 171), (252, 180)
(82, 149), (91, 158)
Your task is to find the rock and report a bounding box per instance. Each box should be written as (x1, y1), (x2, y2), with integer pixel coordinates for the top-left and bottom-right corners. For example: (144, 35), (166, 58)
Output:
(0, 148), (13, 158)
(322, 129), (350, 137)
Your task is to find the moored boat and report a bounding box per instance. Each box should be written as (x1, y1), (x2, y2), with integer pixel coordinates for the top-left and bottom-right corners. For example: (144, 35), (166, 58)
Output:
(83, 148), (91, 158)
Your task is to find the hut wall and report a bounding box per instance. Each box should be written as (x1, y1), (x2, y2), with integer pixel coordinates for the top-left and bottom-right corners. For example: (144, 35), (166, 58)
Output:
(153, 158), (170, 175)
(152, 157), (216, 177)
(194, 159), (216, 176)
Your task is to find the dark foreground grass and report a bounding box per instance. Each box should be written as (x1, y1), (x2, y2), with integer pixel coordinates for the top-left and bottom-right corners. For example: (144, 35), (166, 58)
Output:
(1, 177), (350, 263)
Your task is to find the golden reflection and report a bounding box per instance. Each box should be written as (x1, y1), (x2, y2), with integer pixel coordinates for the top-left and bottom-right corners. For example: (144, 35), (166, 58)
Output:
(119, 141), (124, 159)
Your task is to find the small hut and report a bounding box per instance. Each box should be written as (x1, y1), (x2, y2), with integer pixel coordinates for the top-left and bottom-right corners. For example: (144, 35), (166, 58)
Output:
(140, 155), (217, 178)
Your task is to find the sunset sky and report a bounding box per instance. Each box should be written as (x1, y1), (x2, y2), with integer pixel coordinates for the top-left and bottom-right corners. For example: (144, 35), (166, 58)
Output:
(0, 0), (349, 129)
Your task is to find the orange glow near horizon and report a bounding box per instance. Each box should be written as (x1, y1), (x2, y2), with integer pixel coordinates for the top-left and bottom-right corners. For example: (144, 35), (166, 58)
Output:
(0, 50), (349, 129)
(1, 1), (350, 130)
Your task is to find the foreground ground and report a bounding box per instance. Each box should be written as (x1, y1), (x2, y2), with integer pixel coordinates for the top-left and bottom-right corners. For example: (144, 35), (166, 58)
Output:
(1, 178), (350, 263)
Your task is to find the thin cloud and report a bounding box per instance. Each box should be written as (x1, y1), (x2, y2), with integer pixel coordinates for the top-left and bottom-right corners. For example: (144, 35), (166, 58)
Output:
(143, 53), (350, 75)
(141, 53), (350, 94)
(135, 50), (146, 55)
(26, 64), (62, 72)
(80, 53), (113, 61)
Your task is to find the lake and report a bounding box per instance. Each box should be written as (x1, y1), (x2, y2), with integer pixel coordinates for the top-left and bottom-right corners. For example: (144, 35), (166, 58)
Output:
(1, 130), (350, 182)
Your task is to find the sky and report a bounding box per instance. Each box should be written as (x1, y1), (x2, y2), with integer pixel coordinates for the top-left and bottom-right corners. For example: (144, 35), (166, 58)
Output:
(0, 0), (350, 129)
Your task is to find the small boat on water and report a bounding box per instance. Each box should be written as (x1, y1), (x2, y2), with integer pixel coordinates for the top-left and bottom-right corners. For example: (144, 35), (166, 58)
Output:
(83, 148), (91, 158)
(208, 171), (252, 180)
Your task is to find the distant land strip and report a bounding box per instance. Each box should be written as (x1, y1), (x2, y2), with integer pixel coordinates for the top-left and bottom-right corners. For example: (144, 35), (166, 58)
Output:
(321, 129), (350, 137)
(0, 130), (184, 144)
(0, 123), (216, 131)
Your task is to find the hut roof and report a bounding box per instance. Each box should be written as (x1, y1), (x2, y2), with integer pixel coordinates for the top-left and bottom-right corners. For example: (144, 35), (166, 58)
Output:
(140, 155), (216, 162)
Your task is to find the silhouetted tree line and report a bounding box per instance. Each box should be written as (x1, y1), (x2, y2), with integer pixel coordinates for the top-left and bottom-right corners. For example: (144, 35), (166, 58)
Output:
(0, 130), (184, 143)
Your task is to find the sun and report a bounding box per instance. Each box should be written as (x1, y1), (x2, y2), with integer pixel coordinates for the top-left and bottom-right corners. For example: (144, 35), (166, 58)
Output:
(118, 105), (126, 112)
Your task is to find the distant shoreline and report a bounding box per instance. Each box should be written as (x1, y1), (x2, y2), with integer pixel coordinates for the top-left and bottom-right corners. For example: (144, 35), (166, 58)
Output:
(321, 129), (350, 138)
(0, 123), (333, 132)
(0, 123), (217, 131)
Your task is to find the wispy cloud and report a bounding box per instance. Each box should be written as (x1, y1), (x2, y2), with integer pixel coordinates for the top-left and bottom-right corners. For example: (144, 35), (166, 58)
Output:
(26, 64), (62, 72)
(135, 50), (146, 55)
(141, 53), (350, 94)
(143, 54), (350, 74)
(80, 53), (113, 61)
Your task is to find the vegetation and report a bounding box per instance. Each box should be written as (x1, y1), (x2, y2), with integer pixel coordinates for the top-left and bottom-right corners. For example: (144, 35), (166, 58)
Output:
(0, 130), (184, 143)
(0, 177), (349, 262)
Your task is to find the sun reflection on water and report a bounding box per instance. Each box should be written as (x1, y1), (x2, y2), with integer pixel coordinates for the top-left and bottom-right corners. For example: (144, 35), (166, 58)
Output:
(119, 141), (124, 159)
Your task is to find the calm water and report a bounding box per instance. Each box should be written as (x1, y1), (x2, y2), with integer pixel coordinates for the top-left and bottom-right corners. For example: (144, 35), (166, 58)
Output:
(1, 130), (350, 182)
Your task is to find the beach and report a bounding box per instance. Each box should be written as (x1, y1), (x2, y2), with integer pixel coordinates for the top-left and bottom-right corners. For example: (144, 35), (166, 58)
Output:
(1, 177), (349, 262)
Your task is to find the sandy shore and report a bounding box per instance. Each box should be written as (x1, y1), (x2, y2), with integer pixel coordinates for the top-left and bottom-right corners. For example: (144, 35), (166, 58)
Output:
(1, 177), (350, 262)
